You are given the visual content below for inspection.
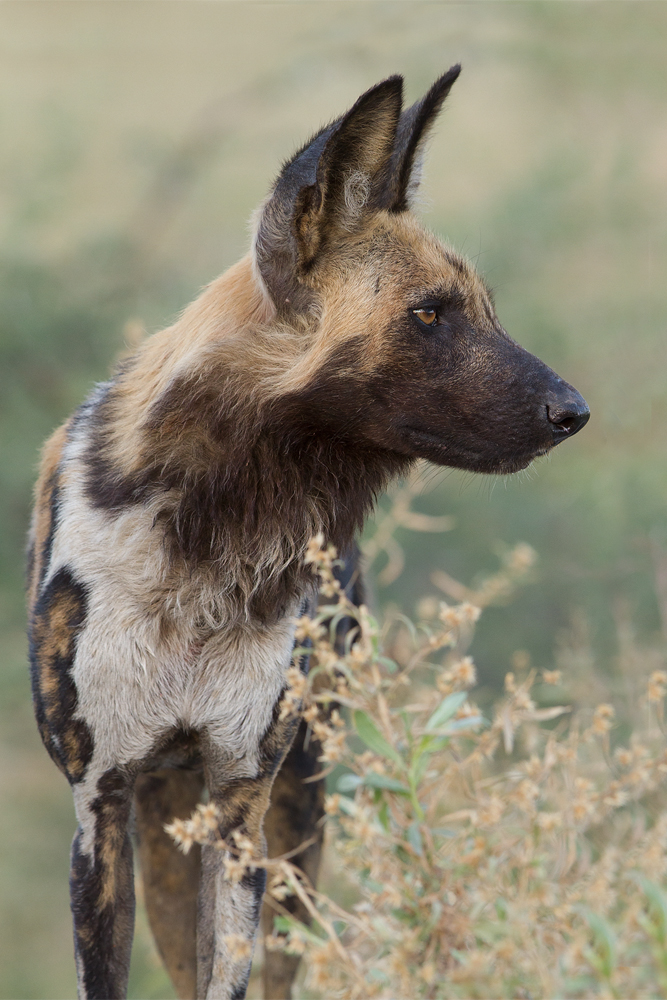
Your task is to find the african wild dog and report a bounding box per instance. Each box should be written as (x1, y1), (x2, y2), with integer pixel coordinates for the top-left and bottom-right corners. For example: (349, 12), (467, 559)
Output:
(27, 66), (588, 1000)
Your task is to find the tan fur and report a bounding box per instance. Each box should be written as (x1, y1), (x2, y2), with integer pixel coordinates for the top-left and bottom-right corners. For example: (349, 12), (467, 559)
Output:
(27, 421), (68, 611)
(102, 257), (275, 476)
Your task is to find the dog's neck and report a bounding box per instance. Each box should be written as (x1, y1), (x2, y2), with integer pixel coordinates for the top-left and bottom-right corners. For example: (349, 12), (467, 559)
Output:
(158, 412), (410, 622)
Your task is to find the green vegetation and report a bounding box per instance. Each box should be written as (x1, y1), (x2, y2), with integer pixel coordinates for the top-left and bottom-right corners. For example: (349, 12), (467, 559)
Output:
(1, 3), (666, 997)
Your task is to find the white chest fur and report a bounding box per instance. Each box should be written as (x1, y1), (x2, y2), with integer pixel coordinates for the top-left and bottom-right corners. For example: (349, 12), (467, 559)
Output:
(71, 606), (297, 774)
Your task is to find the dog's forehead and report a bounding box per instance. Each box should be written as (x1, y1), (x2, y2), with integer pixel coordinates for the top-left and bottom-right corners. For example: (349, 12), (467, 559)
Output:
(327, 213), (487, 306)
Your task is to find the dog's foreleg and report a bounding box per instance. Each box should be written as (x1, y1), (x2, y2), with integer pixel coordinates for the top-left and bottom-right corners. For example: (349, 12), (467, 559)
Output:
(197, 704), (301, 1000)
(196, 776), (274, 1000)
(70, 768), (135, 1000)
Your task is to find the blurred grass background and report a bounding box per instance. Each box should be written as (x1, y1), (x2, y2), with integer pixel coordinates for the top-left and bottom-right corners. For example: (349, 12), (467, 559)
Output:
(1, 2), (666, 997)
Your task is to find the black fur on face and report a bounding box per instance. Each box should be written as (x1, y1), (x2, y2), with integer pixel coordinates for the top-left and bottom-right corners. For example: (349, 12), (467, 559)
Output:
(275, 241), (589, 476)
(370, 313), (581, 475)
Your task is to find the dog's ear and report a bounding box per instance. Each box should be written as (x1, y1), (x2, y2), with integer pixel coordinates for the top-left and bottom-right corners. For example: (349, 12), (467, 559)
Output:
(375, 65), (461, 213)
(254, 76), (403, 313)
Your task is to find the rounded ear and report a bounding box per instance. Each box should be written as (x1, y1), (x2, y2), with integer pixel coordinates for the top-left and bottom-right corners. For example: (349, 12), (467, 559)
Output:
(375, 64), (461, 213)
(254, 77), (403, 313)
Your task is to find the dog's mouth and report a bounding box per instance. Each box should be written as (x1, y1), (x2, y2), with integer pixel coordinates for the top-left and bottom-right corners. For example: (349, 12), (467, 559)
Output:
(400, 425), (553, 475)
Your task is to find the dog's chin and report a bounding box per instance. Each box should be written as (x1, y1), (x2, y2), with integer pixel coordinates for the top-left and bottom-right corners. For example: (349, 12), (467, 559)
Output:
(400, 426), (551, 475)
(449, 451), (543, 476)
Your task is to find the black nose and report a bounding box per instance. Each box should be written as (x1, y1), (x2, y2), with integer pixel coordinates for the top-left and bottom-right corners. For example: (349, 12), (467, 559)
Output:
(546, 391), (590, 442)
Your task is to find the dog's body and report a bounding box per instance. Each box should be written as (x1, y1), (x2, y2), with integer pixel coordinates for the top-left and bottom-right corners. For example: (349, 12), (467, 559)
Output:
(27, 68), (588, 999)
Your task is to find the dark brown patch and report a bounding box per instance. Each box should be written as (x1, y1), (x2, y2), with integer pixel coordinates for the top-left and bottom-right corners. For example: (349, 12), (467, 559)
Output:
(25, 541), (35, 594)
(36, 476), (60, 591)
(444, 249), (469, 277)
(84, 380), (158, 514)
(288, 301), (584, 477)
(141, 725), (204, 772)
(28, 567), (93, 783)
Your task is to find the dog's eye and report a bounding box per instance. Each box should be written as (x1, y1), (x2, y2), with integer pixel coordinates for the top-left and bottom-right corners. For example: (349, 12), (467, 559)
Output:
(412, 307), (438, 326)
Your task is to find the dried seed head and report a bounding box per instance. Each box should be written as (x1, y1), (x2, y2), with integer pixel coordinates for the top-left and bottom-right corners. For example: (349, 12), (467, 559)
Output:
(648, 670), (667, 702)
(536, 811), (562, 832)
(591, 703), (615, 735)
(222, 934), (252, 963)
(164, 818), (195, 854)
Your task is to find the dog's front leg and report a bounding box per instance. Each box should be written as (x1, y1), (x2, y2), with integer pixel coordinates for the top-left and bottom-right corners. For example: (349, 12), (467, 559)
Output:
(196, 774), (274, 1000)
(197, 707), (301, 1000)
(70, 767), (136, 1000)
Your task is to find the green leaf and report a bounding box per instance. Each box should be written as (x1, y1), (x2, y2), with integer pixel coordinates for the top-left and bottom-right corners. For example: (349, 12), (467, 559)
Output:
(353, 711), (403, 767)
(411, 745), (435, 787)
(393, 612), (418, 645)
(361, 877), (384, 894)
(337, 796), (357, 816)
(291, 645), (315, 659)
(327, 610), (352, 639)
(378, 799), (390, 831)
(561, 976), (599, 994)
(400, 710), (413, 740)
(631, 872), (667, 945)
(363, 772), (410, 794)
(425, 691), (468, 731)
(337, 772), (363, 794)
(406, 821), (423, 855)
(415, 733), (450, 761)
(474, 923), (500, 946)
(576, 906), (617, 980)
(440, 715), (485, 734)
(394, 844), (411, 865)
(377, 655), (398, 674)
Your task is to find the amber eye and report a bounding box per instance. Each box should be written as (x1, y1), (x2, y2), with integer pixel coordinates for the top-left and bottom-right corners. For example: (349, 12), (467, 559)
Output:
(412, 307), (438, 326)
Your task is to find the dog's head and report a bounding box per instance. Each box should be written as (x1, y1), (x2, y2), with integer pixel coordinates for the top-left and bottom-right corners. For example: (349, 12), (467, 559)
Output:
(253, 68), (589, 474)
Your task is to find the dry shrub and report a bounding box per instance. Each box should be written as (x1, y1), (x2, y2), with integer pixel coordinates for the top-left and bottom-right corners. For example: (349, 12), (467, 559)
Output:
(169, 536), (667, 999)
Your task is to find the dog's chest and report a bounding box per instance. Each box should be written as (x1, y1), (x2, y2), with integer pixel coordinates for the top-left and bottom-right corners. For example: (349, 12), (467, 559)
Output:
(43, 440), (306, 771)
(71, 605), (299, 771)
